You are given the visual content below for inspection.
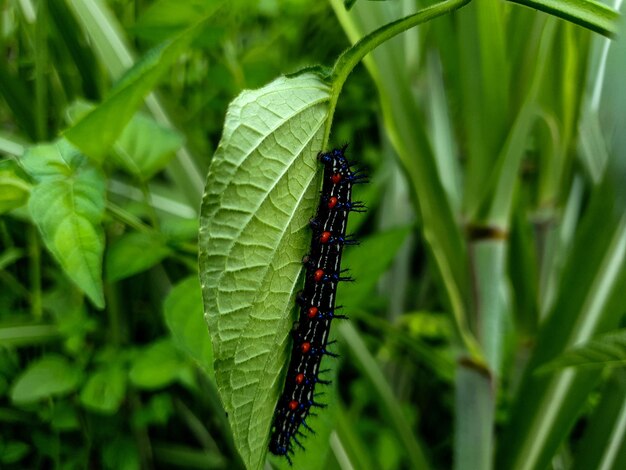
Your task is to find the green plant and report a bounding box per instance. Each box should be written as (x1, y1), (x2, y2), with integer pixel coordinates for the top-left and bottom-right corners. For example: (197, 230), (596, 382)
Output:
(200, 0), (626, 469)
(1, 1), (625, 469)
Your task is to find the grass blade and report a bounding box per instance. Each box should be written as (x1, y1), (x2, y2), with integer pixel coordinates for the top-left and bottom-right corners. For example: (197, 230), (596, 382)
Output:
(506, 0), (620, 37)
(497, 177), (626, 470)
(572, 371), (626, 470)
(339, 322), (430, 470)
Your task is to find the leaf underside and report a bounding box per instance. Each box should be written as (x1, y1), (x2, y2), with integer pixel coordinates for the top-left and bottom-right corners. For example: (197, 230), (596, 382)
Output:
(198, 72), (331, 469)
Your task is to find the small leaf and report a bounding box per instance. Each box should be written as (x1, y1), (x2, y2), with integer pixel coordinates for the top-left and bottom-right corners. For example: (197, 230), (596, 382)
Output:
(129, 339), (187, 390)
(22, 139), (106, 308)
(132, 393), (174, 427)
(114, 112), (184, 181)
(46, 400), (80, 431)
(67, 101), (183, 181)
(10, 354), (81, 405)
(0, 440), (30, 464)
(105, 232), (172, 282)
(80, 366), (127, 414)
(537, 329), (626, 373)
(0, 159), (31, 214)
(198, 72), (330, 469)
(164, 276), (214, 377)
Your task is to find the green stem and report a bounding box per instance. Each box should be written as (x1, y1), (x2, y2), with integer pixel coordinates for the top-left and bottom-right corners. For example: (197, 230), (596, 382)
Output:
(140, 181), (160, 230)
(34, 0), (48, 141)
(324, 0), (473, 146)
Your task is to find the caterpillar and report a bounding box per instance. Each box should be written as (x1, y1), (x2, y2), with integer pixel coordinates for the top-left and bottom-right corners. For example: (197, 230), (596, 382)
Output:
(268, 146), (365, 463)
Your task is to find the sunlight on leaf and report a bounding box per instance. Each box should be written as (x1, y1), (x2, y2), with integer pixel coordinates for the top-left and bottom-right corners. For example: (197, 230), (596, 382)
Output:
(21, 139), (106, 308)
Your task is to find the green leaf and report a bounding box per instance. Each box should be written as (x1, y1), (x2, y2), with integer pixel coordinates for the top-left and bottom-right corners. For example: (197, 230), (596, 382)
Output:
(79, 366), (127, 414)
(506, 0), (620, 37)
(21, 139), (106, 308)
(10, 354), (81, 405)
(538, 329), (626, 372)
(129, 338), (187, 390)
(67, 101), (183, 181)
(114, 112), (184, 181)
(0, 59), (37, 139)
(198, 72), (330, 470)
(0, 159), (31, 214)
(63, 10), (218, 161)
(164, 276), (214, 377)
(0, 440), (30, 464)
(475, 18), (556, 225)
(105, 232), (172, 282)
(46, 399), (80, 431)
(65, 0), (206, 204)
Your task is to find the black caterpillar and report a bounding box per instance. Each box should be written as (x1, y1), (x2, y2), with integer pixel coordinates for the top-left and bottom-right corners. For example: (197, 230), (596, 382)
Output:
(268, 146), (365, 463)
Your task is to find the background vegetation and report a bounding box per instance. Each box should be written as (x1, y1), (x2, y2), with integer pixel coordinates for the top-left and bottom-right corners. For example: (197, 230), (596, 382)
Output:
(0, 0), (625, 469)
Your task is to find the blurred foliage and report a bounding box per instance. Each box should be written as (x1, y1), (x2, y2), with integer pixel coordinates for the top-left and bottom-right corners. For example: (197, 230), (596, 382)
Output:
(0, 0), (625, 469)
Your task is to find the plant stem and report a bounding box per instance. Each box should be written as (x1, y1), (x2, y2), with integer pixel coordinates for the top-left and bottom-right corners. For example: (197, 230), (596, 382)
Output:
(106, 201), (152, 233)
(324, 0), (473, 146)
(27, 226), (42, 319)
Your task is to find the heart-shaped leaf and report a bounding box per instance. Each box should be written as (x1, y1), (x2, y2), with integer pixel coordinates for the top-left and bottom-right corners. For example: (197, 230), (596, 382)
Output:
(22, 139), (106, 308)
